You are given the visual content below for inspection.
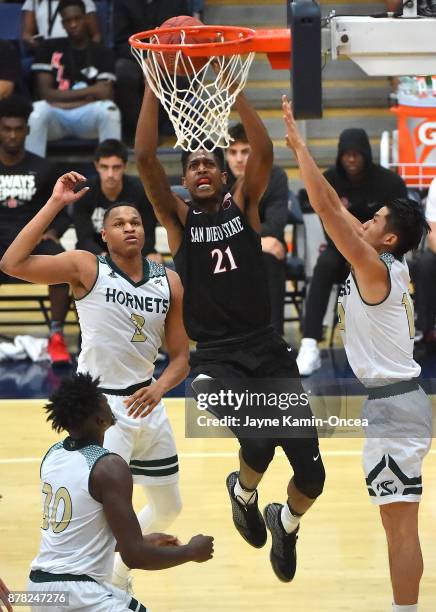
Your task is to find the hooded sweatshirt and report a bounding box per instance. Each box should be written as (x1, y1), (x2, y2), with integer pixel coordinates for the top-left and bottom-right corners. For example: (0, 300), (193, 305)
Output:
(323, 128), (407, 225)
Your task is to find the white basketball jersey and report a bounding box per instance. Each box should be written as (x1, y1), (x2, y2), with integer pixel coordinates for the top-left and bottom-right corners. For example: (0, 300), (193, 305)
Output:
(337, 253), (421, 385)
(31, 439), (116, 581)
(76, 256), (170, 389)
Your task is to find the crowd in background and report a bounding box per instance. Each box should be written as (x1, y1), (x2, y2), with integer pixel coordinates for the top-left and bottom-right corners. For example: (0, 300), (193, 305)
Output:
(0, 0), (434, 369)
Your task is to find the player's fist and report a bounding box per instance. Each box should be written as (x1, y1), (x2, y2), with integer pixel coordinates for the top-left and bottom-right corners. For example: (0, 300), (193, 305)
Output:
(187, 535), (214, 562)
(144, 533), (181, 547)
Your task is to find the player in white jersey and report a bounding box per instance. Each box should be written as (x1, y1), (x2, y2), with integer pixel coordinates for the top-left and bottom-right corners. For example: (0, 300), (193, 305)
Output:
(0, 172), (189, 592)
(27, 373), (213, 612)
(282, 97), (432, 612)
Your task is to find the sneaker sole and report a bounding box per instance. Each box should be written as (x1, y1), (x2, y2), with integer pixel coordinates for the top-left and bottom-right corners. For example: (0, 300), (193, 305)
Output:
(226, 473), (267, 549)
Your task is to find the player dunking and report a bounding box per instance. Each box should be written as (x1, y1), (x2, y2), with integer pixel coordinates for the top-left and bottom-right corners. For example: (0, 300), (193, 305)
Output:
(135, 84), (325, 582)
(0, 172), (189, 592)
(282, 96), (432, 612)
(26, 373), (213, 612)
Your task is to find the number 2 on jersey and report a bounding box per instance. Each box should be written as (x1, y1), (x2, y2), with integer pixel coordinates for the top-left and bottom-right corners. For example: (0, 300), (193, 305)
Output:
(337, 302), (346, 332)
(211, 246), (238, 274)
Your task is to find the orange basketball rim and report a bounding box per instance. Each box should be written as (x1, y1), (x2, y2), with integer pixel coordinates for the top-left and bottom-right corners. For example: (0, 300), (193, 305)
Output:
(129, 25), (292, 70)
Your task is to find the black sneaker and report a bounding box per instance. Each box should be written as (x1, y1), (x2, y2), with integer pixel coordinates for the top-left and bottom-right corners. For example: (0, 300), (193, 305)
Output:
(226, 472), (267, 548)
(264, 503), (299, 582)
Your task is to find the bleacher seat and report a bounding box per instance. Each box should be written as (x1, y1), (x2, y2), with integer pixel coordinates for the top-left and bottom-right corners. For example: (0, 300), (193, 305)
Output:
(0, 3), (21, 41)
(0, 1), (111, 45)
(284, 191), (307, 325)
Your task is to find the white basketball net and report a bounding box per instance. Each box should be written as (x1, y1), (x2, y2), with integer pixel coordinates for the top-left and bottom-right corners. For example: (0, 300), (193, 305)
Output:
(131, 30), (255, 151)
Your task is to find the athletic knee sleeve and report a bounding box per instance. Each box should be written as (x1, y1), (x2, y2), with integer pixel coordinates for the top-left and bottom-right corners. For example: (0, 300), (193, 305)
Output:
(140, 483), (182, 532)
(293, 458), (326, 499)
(240, 438), (275, 474)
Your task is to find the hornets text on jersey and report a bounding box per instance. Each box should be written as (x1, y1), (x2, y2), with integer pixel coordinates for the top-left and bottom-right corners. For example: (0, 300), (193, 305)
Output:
(75, 255), (170, 389)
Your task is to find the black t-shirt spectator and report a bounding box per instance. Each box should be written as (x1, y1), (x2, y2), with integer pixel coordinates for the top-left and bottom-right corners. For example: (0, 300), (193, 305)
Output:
(323, 128), (408, 223)
(323, 165), (408, 224)
(0, 152), (69, 249)
(259, 165), (289, 243)
(0, 41), (21, 90)
(32, 37), (116, 91)
(72, 174), (158, 256)
(226, 164), (289, 244)
(114, 0), (189, 58)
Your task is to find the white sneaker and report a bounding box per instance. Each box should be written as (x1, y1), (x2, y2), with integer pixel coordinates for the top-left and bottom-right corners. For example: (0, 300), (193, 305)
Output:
(296, 340), (321, 376)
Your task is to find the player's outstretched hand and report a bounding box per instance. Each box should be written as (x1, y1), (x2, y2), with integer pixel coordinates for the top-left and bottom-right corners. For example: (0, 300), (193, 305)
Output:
(282, 95), (305, 152)
(0, 577), (13, 612)
(187, 535), (214, 563)
(144, 533), (181, 547)
(51, 172), (89, 207)
(125, 381), (165, 418)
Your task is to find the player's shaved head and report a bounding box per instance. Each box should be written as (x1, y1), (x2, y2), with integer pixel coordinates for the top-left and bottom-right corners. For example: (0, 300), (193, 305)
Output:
(102, 203), (142, 226)
(181, 144), (225, 176)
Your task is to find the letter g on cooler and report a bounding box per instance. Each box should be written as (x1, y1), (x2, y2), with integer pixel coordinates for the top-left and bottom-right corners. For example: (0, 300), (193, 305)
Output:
(418, 121), (436, 146)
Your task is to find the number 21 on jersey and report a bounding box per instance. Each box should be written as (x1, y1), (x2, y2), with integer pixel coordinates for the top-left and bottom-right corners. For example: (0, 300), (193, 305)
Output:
(211, 246), (238, 274)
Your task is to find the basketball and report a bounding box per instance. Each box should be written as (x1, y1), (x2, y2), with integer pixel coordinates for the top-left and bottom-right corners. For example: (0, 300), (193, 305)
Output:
(157, 15), (209, 76)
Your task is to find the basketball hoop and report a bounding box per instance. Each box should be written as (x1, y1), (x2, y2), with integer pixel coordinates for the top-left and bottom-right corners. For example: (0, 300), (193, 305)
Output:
(129, 25), (290, 152)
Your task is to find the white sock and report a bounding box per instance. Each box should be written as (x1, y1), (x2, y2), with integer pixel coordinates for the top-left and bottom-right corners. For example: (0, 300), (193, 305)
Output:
(392, 605), (418, 612)
(112, 505), (153, 585)
(301, 338), (317, 349)
(112, 483), (181, 586)
(280, 503), (301, 534)
(234, 477), (257, 504)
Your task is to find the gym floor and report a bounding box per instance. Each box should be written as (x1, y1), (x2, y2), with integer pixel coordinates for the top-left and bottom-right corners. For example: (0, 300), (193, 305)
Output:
(1, 345), (435, 611)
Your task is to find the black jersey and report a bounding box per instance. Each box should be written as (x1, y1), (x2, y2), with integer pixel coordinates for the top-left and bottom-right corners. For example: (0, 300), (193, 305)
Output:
(174, 193), (271, 343)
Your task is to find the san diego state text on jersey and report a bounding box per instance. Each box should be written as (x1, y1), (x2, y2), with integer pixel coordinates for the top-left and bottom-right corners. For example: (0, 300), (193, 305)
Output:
(174, 194), (270, 343)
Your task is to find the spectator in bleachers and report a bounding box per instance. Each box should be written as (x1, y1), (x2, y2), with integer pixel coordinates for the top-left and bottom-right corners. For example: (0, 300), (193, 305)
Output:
(188, 0), (204, 20)
(21, 0), (101, 51)
(71, 138), (162, 262)
(0, 41), (21, 98)
(0, 94), (72, 363)
(25, 0), (120, 157)
(226, 122), (288, 335)
(297, 128), (408, 375)
(413, 177), (436, 345)
(113, 0), (190, 141)
(114, 0), (189, 59)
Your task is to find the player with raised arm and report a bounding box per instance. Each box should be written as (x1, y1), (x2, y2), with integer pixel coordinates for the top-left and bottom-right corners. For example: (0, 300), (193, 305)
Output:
(134, 84), (325, 583)
(26, 373), (213, 611)
(282, 95), (432, 612)
(0, 172), (189, 593)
